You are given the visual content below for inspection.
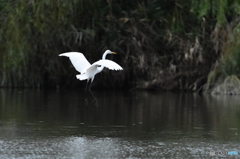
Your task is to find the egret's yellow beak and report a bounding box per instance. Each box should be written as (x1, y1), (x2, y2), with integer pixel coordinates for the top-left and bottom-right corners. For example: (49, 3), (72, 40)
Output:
(111, 52), (117, 54)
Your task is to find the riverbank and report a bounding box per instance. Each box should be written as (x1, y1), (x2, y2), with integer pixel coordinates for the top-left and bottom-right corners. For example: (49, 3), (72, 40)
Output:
(1, 1), (240, 90)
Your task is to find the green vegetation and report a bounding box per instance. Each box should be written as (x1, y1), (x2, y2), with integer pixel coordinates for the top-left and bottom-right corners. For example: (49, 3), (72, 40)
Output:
(0, 0), (240, 90)
(210, 75), (240, 95)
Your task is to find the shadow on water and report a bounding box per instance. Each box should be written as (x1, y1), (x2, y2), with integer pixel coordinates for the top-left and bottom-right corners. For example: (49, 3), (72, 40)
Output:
(0, 89), (240, 158)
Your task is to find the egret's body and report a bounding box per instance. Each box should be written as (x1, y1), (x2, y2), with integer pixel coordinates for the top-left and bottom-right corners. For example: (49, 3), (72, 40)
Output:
(59, 50), (123, 90)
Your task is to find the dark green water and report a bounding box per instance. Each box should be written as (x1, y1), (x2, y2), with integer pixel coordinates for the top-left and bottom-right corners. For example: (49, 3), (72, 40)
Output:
(0, 89), (239, 158)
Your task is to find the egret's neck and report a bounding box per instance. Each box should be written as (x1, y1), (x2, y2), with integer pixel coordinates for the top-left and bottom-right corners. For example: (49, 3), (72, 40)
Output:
(102, 52), (108, 60)
(99, 51), (109, 71)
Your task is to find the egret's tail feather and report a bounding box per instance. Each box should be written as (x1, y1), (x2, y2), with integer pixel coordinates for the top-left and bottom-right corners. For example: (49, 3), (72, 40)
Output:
(76, 74), (88, 80)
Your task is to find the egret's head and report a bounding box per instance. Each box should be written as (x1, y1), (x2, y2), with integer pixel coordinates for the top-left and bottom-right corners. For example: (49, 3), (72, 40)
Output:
(105, 50), (117, 55)
(102, 50), (117, 60)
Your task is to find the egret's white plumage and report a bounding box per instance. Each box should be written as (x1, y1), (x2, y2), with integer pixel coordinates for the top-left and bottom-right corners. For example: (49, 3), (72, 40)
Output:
(59, 50), (123, 89)
(92, 59), (123, 71)
(59, 52), (91, 73)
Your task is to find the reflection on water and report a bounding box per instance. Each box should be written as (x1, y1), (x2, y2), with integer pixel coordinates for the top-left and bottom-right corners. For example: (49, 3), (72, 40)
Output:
(0, 89), (240, 158)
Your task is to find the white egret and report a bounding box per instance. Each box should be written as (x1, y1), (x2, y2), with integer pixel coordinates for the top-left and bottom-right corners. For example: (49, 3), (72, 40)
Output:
(59, 50), (123, 90)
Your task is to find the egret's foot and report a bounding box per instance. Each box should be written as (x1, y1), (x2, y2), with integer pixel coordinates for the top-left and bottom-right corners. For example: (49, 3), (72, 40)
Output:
(84, 98), (89, 105)
(92, 99), (98, 106)
(95, 101), (98, 107)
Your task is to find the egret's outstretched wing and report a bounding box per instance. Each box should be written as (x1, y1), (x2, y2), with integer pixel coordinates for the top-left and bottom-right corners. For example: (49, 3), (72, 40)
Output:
(59, 52), (91, 73)
(92, 59), (123, 71)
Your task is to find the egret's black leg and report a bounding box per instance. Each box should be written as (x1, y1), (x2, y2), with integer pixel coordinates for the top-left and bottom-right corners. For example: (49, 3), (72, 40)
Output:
(88, 81), (98, 106)
(85, 80), (89, 91)
(84, 80), (90, 105)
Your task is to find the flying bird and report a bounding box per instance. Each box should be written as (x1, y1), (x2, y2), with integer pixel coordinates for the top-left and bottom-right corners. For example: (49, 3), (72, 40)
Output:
(59, 50), (123, 90)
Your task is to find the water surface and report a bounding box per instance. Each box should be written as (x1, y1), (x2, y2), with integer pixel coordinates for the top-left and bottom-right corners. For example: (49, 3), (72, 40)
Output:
(0, 89), (240, 158)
